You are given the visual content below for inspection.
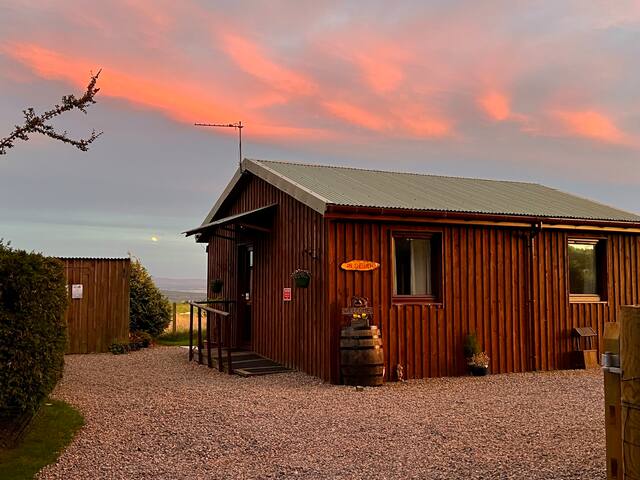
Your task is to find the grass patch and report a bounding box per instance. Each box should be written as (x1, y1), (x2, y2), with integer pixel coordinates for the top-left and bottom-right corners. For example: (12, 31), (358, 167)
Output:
(156, 330), (204, 346)
(175, 302), (190, 314)
(0, 399), (83, 480)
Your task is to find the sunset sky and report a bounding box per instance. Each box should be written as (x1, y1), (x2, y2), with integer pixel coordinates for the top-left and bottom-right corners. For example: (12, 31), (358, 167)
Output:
(1, 1), (639, 279)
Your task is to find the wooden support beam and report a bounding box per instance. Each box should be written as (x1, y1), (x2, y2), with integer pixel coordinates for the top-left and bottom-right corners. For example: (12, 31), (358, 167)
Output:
(621, 306), (640, 479)
(237, 222), (271, 233)
(206, 311), (212, 368)
(197, 307), (203, 365)
(217, 316), (223, 373)
(188, 303), (193, 362)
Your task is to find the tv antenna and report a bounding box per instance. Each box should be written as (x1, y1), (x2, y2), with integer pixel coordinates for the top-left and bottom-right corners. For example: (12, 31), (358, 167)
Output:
(194, 121), (244, 171)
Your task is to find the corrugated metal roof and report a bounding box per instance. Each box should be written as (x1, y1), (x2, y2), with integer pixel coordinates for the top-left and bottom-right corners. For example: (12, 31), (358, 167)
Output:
(242, 159), (640, 222)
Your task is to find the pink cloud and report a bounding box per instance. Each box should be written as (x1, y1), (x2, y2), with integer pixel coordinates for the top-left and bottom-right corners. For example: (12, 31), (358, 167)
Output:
(3, 42), (332, 141)
(352, 48), (406, 94)
(553, 110), (627, 144)
(478, 91), (511, 121)
(220, 33), (317, 96)
(322, 100), (386, 131)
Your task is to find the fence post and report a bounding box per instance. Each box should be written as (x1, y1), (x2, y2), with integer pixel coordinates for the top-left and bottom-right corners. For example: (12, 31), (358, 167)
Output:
(227, 315), (233, 375)
(197, 307), (203, 365)
(172, 302), (177, 334)
(217, 315), (223, 373)
(188, 303), (193, 362)
(621, 306), (640, 479)
(206, 311), (212, 368)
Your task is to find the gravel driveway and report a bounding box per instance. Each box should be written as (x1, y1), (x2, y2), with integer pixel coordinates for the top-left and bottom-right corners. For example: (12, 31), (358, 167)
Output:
(39, 347), (605, 479)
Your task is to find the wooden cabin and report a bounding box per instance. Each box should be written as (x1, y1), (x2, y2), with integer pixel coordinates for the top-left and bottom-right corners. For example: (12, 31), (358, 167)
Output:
(186, 159), (640, 383)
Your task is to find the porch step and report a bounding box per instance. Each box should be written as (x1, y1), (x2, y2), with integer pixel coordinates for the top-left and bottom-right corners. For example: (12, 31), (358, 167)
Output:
(234, 365), (292, 377)
(184, 346), (291, 376)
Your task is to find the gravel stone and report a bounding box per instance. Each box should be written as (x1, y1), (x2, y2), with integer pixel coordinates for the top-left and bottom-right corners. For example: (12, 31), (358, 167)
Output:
(38, 347), (605, 479)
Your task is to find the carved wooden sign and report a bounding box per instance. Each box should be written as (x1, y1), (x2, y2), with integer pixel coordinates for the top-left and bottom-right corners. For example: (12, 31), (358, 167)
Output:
(340, 260), (380, 271)
(341, 307), (374, 316)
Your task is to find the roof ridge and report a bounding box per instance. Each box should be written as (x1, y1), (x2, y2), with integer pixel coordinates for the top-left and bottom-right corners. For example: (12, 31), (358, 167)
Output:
(247, 157), (542, 187)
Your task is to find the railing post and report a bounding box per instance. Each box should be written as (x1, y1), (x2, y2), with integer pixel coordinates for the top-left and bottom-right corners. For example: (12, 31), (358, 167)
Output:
(206, 311), (212, 368)
(188, 303), (193, 361)
(227, 315), (233, 375)
(197, 307), (203, 365)
(172, 302), (177, 334)
(216, 315), (223, 373)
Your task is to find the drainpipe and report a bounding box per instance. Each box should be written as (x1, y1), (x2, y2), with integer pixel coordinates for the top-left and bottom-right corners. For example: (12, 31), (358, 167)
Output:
(525, 222), (542, 371)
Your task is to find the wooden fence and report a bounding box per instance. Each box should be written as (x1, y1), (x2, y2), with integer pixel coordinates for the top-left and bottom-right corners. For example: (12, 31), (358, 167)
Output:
(60, 258), (130, 353)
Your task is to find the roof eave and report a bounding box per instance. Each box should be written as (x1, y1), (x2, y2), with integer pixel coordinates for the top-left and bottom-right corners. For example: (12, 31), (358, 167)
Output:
(244, 159), (328, 215)
(324, 204), (640, 230)
(199, 159), (329, 227)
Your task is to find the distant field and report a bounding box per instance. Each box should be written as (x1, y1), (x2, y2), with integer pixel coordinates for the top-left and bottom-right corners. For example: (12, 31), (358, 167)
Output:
(166, 302), (200, 331)
(161, 290), (207, 303)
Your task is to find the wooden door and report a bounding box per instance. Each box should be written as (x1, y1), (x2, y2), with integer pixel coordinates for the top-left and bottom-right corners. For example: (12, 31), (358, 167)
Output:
(237, 244), (254, 349)
(65, 267), (91, 353)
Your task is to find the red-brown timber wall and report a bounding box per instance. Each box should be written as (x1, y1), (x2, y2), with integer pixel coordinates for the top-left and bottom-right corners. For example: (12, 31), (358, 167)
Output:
(207, 175), (329, 380)
(61, 258), (130, 354)
(326, 220), (640, 383)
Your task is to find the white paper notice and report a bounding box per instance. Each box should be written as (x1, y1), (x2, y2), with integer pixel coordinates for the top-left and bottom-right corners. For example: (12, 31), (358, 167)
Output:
(72, 284), (83, 299)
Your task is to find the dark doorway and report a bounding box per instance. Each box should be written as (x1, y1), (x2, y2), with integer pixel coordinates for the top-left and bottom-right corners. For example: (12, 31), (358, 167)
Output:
(237, 244), (253, 349)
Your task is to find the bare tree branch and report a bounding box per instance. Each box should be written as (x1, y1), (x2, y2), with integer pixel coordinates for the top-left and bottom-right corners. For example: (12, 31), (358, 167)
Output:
(0, 70), (103, 155)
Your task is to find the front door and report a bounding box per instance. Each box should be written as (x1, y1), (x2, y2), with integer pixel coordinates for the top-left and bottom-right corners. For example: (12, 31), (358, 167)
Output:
(237, 244), (253, 349)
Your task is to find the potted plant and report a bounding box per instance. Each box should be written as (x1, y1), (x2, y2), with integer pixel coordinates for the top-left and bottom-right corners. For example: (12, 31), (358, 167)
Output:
(469, 352), (490, 376)
(291, 269), (311, 288)
(210, 278), (223, 294)
(463, 332), (489, 375)
(463, 332), (480, 360)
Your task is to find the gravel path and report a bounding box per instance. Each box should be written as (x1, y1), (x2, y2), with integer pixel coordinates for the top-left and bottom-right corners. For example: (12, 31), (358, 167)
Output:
(39, 347), (605, 479)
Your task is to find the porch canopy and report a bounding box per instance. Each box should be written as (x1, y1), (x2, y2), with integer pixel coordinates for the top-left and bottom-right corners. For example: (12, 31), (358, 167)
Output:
(184, 203), (277, 243)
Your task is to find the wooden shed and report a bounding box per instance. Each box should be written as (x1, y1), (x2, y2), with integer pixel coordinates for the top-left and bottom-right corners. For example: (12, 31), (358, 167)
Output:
(186, 159), (640, 383)
(60, 258), (130, 354)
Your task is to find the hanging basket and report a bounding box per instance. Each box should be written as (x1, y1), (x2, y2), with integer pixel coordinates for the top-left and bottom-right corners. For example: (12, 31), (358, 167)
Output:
(210, 279), (223, 294)
(291, 270), (311, 288)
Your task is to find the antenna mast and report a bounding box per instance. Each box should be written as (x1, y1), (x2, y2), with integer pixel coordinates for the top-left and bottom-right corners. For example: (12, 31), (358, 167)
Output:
(194, 121), (244, 171)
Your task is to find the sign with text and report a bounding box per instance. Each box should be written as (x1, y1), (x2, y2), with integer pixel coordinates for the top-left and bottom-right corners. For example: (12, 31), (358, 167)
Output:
(71, 284), (83, 299)
(340, 260), (380, 271)
(283, 287), (292, 302)
(341, 307), (374, 316)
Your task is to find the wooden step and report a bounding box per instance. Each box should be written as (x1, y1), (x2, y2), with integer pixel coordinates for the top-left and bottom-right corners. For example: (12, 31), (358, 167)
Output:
(185, 346), (290, 377)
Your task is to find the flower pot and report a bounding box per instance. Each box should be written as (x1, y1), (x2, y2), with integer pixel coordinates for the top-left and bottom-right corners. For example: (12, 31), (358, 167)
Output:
(470, 365), (489, 376)
(294, 276), (310, 288)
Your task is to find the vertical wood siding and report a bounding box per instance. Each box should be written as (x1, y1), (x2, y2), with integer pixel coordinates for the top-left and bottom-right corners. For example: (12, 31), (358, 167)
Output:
(61, 258), (130, 354)
(531, 231), (640, 371)
(327, 221), (640, 383)
(207, 176), (329, 380)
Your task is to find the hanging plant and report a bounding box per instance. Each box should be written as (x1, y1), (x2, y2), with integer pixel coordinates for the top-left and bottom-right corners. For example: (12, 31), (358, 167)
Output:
(291, 269), (311, 288)
(210, 278), (223, 294)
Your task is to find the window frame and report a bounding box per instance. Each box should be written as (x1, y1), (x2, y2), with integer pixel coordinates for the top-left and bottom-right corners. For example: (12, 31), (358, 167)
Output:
(391, 230), (443, 305)
(567, 236), (608, 303)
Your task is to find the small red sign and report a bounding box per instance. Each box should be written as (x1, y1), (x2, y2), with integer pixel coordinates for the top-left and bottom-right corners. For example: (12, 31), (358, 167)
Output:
(283, 287), (292, 302)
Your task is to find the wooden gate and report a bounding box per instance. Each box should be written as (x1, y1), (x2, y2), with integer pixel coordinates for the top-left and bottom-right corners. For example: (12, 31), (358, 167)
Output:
(60, 258), (130, 353)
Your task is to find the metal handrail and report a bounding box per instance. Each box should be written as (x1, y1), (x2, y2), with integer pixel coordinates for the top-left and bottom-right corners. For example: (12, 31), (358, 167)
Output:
(187, 301), (233, 374)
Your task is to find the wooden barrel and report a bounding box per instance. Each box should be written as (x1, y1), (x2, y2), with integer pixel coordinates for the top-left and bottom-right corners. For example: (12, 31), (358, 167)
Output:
(340, 326), (384, 386)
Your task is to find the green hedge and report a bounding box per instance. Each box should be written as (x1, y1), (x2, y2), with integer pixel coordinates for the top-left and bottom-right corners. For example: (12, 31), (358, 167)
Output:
(0, 242), (68, 417)
(129, 259), (171, 337)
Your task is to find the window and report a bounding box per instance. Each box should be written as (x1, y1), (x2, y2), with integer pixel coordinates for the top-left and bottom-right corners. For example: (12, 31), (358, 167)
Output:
(393, 233), (441, 303)
(568, 238), (606, 302)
